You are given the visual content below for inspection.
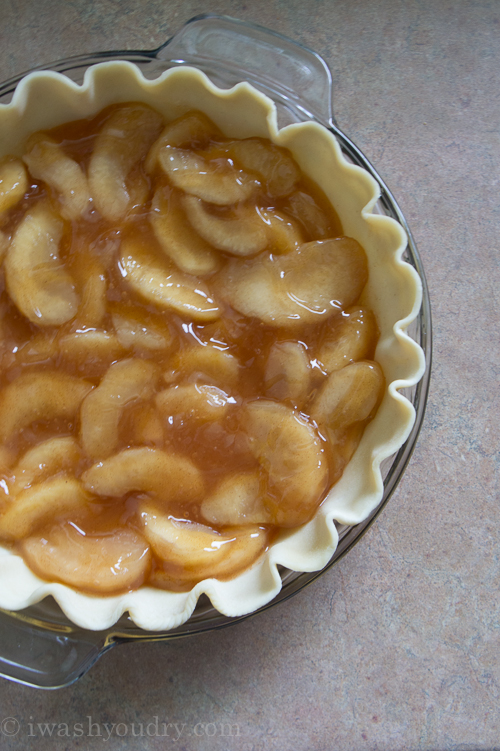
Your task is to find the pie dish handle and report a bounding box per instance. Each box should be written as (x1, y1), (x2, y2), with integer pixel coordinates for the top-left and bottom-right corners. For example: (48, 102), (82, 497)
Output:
(155, 13), (336, 126)
(0, 606), (112, 689)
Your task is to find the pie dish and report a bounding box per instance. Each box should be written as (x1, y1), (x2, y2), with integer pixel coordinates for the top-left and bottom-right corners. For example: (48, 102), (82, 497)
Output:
(0, 17), (428, 642)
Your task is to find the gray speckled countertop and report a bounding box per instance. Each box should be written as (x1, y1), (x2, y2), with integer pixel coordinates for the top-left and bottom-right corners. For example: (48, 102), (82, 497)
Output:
(0, 1), (499, 749)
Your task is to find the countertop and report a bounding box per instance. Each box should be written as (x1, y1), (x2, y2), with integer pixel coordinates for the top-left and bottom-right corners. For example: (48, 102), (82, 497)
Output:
(0, 1), (498, 749)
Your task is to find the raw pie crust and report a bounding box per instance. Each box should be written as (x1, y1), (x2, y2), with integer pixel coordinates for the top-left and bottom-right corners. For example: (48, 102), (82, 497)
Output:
(0, 62), (425, 631)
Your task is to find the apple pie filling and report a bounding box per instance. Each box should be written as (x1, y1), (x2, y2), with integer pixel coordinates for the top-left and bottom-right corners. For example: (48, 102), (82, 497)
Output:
(0, 104), (383, 594)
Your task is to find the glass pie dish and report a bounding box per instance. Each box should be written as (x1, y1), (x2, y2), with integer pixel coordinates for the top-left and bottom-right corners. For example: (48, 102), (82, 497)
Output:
(0, 14), (431, 688)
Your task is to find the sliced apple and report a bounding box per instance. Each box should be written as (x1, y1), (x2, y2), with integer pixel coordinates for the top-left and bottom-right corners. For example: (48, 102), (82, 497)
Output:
(156, 383), (232, 423)
(0, 230), (8, 262)
(0, 371), (93, 442)
(145, 111), (221, 172)
(5, 201), (79, 326)
(201, 472), (271, 526)
(82, 447), (204, 503)
(240, 400), (329, 526)
(165, 345), (240, 387)
(0, 475), (88, 540)
(21, 523), (151, 594)
(310, 360), (384, 430)
(0, 158), (28, 216)
(89, 103), (163, 221)
(182, 195), (268, 256)
(111, 306), (173, 353)
(23, 133), (90, 219)
(11, 331), (57, 367)
(59, 330), (126, 374)
(218, 237), (368, 327)
(318, 307), (378, 373)
(138, 501), (268, 585)
(259, 208), (303, 255)
(225, 138), (299, 197)
(264, 341), (311, 402)
(80, 358), (159, 459)
(73, 252), (108, 328)
(285, 190), (338, 240)
(10, 436), (81, 492)
(129, 404), (164, 447)
(150, 186), (220, 275)
(119, 235), (220, 322)
(159, 147), (259, 205)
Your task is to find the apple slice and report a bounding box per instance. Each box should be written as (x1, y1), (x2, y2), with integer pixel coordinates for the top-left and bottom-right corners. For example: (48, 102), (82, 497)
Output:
(264, 341), (311, 402)
(150, 186), (220, 275)
(21, 523), (151, 594)
(0, 475), (88, 540)
(80, 358), (159, 459)
(23, 133), (90, 219)
(89, 103), (163, 221)
(218, 237), (368, 327)
(318, 307), (378, 373)
(225, 138), (299, 197)
(82, 447), (204, 503)
(119, 235), (220, 322)
(159, 147), (259, 205)
(145, 111), (221, 172)
(310, 361), (384, 430)
(10, 436), (81, 492)
(182, 195), (268, 256)
(156, 383), (232, 423)
(0, 158), (28, 216)
(138, 501), (268, 585)
(0, 371), (93, 442)
(5, 201), (79, 326)
(240, 400), (329, 526)
(201, 472), (271, 526)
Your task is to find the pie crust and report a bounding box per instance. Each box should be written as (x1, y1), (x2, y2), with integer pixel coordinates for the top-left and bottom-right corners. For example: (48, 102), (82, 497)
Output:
(0, 62), (425, 630)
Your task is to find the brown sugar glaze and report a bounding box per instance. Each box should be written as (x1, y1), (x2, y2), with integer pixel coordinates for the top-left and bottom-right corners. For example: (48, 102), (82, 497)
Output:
(0, 104), (382, 594)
